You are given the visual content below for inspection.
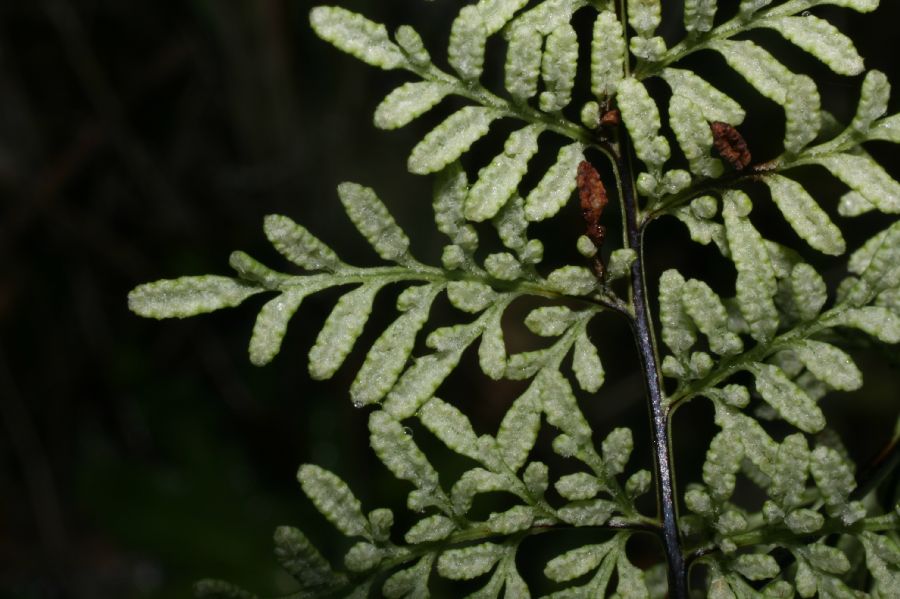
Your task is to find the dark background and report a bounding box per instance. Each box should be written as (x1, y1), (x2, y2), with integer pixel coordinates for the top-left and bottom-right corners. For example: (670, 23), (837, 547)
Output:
(1, 1), (897, 598)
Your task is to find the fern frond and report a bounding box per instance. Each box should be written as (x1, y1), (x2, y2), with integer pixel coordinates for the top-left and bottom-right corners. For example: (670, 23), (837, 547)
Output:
(130, 2), (900, 596)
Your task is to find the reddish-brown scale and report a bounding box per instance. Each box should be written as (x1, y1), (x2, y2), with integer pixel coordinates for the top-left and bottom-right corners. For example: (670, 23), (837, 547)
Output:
(600, 108), (621, 128)
(577, 160), (608, 248)
(710, 121), (751, 170)
(576, 160), (609, 281)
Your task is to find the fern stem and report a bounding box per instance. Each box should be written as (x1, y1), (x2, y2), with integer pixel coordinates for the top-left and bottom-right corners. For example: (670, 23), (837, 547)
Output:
(617, 146), (688, 598)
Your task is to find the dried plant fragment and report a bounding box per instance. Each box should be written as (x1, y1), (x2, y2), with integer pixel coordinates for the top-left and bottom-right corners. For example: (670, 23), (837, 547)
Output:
(600, 107), (621, 128)
(710, 121), (751, 170)
(577, 160), (608, 279)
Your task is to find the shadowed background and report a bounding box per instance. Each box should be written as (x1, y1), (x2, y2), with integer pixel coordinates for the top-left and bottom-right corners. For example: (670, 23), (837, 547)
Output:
(1, 1), (898, 597)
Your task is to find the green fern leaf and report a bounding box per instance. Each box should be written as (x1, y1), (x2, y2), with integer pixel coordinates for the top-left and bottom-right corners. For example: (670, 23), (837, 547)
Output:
(395, 25), (431, 67)
(615, 550), (651, 599)
(661, 68), (745, 124)
(351, 284), (441, 407)
(496, 384), (542, 472)
(659, 270), (697, 360)
(541, 369), (592, 442)
(505, 26), (543, 102)
(264, 214), (345, 272)
(682, 279), (744, 356)
(751, 363), (825, 433)
(769, 433), (810, 509)
(627, 0), (661, 37)
(448, 6), (487, 81)
(794, 340), (862, 391)
(408, 107), (500, 175)
(466, 125), (542, 222)
(848, 222), (900, 288)
(405, 515), (455, 544)
(418, 397), (481, 461)
(684, 0), (717, 33)
(382, 555), (433, 599)
(669, 95), (723, 178)
(591, 10), (626, 98)
(308, 283), (383, 380)
(555, 472), (602, 501)
(832, 306), (900, 343)
(297, 464), (372, 539)
(369, 411), (441, 492)
(757, 15), (864, 76)
(505, 0), (584, 37)
(739, 0), (774, 16)
(478, 305), (508, 380)
(493, 195), (529, 253)
(433, 164), (478, 251)
(546, 266), (597, 296)
(783, 74), (822, 155)
(309, 7), (405, 70)
(703, 431), (743, 500)
(448, 281), (498, 313)
(475, 0), (528, 34)
(868, 112), (900, 143)
(545, 541), (616, 582)
(272, 526), (342, 591)
(790, 264), (827, 322)
(524, 142), (584, 221)
(851, 70), (890, 134)
(540, 23), (578, 112)
(861, 532), (900, 594)
(572, 326), (605, 393)
(763, 175), (845, 255)
(723, 191), (779, 343)
(525, 306), (576, 337)
(809, 154), (900, 214)
(437, 543), (505, 580)
(601, 428), (633, 477)
(128, 276), (263, 319)
(249, 289), (308, 366)
(557, 498), (617, 526)
(451, 468), (508, 513)
(338, 183), (412, 262)
(374, 81), (452, 130)
(618, 77), (669, 173)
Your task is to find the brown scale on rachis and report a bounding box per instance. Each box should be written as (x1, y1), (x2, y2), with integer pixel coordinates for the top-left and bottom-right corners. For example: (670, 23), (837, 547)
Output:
(710, 121), (751, 170)
(577, 160), (608, 279)
(600, 107), (621, 128)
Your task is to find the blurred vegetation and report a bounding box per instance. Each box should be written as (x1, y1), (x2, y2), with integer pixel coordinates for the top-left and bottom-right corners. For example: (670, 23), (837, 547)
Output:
(0, 2), (897, 598)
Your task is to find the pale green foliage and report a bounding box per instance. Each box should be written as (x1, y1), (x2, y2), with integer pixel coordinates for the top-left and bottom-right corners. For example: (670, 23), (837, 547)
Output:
(338, 183), (411, 263)
(684, 0), (716, 33)
(618, 77), (669, 174)
(466, 125), (541, 222)
(764, 175), (845, 255)
(374, 81), (451, 130)
(448, 6), (486, 82)
(136, 1), (900, 597)
(524, 142), (584, 221)
(408, 107), (499, 175)
(669, 94), (723, 178)
(539, 24), (578, 112)
(308, 7), (404, 70)
(591, 10), (625, 98)
(129, 276), (263, 319)
(755, 15), (864, 76)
